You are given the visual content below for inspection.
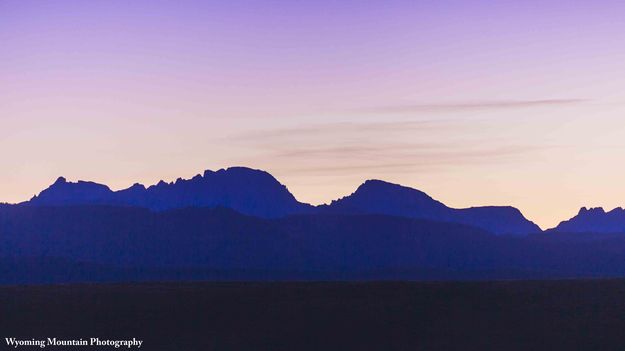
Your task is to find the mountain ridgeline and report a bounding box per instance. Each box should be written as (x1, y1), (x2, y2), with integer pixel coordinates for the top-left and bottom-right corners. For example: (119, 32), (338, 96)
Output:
(29, 168), (312, 218)
(4, 166), (625, 284)
(550, 207), (625, 233)
(320, 180), (540, 235)
(27, 167), (539, 235)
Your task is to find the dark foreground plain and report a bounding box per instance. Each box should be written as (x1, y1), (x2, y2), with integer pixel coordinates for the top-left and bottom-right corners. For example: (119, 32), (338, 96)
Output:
(2, 281), (625, 351)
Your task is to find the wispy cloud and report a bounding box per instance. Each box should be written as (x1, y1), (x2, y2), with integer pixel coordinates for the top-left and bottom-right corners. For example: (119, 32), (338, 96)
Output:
(228, 118), (550, 177)
(357, 99), (586, 115)
(233, 120), (455, 141)
(270, 148), (542, 176)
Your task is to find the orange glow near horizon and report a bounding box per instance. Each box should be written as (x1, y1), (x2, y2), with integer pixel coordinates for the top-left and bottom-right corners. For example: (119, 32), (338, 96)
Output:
(4, 1), (625, 229)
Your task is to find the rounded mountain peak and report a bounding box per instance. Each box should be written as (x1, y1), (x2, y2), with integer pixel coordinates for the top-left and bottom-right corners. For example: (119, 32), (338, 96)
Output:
(355, 179), (431, 198)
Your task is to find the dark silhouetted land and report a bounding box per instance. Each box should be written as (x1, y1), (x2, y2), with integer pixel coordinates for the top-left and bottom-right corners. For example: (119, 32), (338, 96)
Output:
(24, 166), (540, 235)
(3, 280), (625, 350)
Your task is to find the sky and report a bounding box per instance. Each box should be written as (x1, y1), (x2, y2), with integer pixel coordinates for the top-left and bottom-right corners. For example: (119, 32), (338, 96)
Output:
(2, 0), (625, 229)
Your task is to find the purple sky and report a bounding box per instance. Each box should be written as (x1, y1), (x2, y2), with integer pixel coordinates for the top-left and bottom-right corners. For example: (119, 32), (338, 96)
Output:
(3, 0), (625, 228)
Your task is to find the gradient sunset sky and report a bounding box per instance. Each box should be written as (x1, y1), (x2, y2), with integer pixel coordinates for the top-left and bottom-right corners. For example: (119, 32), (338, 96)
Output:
(3, 0), (625, 228)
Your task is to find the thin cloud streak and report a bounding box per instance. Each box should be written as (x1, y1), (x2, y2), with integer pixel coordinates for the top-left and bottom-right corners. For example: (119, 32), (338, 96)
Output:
(270, 145), (546, 176)
(357, 99), (587, 115)
(230, 118), (551, 177)
(231, 120), (460, 141)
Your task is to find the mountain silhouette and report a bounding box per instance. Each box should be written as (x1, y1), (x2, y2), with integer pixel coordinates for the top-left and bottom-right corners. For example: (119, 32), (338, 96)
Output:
(551, 207), (625, 233)
(26, 167), (540, 235)
(7, 169), (625, 284)
(33, 176), (116, 205)
(322, 180), (540, 235)
(29, 167), (313, 218)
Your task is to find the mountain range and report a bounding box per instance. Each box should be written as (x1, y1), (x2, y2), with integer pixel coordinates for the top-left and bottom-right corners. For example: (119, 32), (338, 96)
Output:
(22, 166), (625, 234)
(26, 167), (539, 235)
(3, 166), (625, 284)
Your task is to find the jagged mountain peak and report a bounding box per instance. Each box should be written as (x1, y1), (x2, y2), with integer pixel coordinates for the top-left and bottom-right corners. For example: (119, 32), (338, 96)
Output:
(578, 207), (606, 215)
(552, 206), (625, 233)
(30, 177), (114, 205)
(54, 176), (67, 185)
(29, 167), (311, 218)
